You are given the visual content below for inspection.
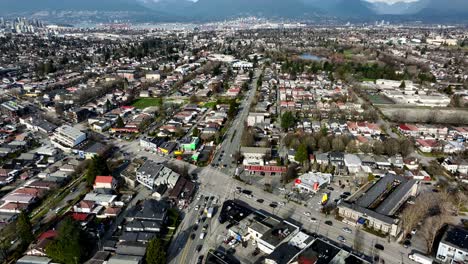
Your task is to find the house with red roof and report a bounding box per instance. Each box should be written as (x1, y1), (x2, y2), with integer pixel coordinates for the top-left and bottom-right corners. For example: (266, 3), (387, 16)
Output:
(73, 200), (95, 213)
(398, 124), (419, 137)
(0, 202), (29, 213)
(416, 139), (440, 153)
(26, 230), (58, 257)
(94, 176), (117, 191)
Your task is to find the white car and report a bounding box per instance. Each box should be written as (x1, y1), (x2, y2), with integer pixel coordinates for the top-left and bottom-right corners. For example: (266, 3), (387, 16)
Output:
(278, 187), (286, 192)
(304, 212), (311, 217)
(228, 239), (237, 247)
(279, 202), (285, 206)
(197, 194), (202, 200)
(310, 218), (317, 223)
(195, 205), (200, 211)
(342, 227), (352, 234)
(411, 228), (417, 235)
(337, 236), (346, 243)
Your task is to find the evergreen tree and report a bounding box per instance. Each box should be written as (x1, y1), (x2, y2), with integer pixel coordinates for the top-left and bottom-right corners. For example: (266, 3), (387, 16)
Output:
(280, 111), (295, 132)
(85, 156), (110, 186)
(399, 80), (406, 88)
(17, 211), (34, 244)
(116, 116), (125, 128)
(146, 238), (166, 264)
(46, 218), (83, 264)
(294, 144), (309, 164)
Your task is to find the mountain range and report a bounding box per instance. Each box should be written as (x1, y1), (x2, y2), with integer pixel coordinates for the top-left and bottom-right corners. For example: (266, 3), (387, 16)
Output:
(0, 0), (467, 23)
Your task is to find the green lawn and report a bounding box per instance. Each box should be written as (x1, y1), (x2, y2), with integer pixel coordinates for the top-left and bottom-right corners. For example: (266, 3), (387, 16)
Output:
(203, 101), (217, 109)
(343, 50), (353, 59)
(131, 98), (163, 109)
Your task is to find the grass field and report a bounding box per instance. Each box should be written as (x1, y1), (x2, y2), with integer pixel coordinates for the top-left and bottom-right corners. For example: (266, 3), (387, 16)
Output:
(343, 50), (353, 59)
(131, 98), (163, 109)
(368, 94), (394, 105)
(203, 101), (217, 109)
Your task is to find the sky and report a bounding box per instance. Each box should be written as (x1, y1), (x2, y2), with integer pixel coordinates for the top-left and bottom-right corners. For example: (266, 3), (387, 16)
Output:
(366, 0), (418, 3)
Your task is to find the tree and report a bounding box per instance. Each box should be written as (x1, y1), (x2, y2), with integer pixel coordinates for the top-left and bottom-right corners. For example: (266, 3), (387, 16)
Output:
(332, 137), (345, 152)
(227, 100), (238, 119)
(146, 238), (166, 264)
(346, 140), (358, 153)
(283, 164), (298, 183)
(360, 143), (372, 154)
(399, 139), (414, 157)
(420, 215), (446, 254)
(295, 144), (309, 164)
(85, 156), (110, 187)
(353, 228), (364, 252)
(192, 127), (200, 137)
(318, 137), (331, 152)
(384, 138), (400, 156)
(241, 128), (255, 147)
(280, 111), (295, 132)
(367, 173), (376, 182)
(372, 141), (385, 155)
(116, 116), (125, 128)
(46, 218), (84, 264)
(399, 80), (406, 88)
(16, 211), (34, 244)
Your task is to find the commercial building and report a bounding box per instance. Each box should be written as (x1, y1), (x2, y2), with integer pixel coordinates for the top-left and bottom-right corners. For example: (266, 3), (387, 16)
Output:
(51, 125), (87, 150)
(436, 225), (468, 263)
(136, 161), (179, 190)
(338, 173), (418, 237)
(255, 219), (300, 254)
(241, 147), (271, 166)
(0, 100), (27, 117)
(293, 172), (332, 193)
(179, 137), (199, 151)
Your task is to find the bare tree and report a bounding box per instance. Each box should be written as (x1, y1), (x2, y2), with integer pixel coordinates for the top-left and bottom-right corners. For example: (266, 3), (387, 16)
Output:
(420, 215), (447, 254)
(353, 227), (364, 252)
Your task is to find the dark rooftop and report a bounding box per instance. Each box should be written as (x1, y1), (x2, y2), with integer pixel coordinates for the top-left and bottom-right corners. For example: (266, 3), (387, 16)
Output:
(442, 225), (468, 251)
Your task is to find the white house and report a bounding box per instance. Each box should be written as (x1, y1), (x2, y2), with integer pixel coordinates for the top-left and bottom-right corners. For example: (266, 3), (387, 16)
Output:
(344, 154), (362, 174)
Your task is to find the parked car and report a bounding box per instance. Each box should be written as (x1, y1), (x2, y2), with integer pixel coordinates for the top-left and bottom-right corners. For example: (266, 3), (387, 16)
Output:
(411, 228), (417, 235)
(403, 240), (411, 248)
(252, 248), (260, 256)
(304, 212), (311, 216)
(257, 199), (264, 203)
(310, 217), (317, 223)
(325, 220), (333, 226)
(191, 233), (196, 240)
(337, 236), (346, 243)
(269, 202), (278, 208)
(342, 227), (352, 234)
(374, 244), (384, 250)
(196, 245), (203, 252)
(197, 255), (204, 264)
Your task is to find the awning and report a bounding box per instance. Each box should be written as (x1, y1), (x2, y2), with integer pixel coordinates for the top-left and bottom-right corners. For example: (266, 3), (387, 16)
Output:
(357, 217), (367, 225)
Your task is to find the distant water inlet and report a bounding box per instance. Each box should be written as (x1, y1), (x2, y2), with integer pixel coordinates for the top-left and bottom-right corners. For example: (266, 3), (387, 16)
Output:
(298, 53), (324, 61)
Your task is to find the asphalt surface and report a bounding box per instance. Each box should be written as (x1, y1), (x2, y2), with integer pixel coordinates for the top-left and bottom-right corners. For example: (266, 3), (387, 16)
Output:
(118, 69), (429, 263)
(211, 70), (262, 173)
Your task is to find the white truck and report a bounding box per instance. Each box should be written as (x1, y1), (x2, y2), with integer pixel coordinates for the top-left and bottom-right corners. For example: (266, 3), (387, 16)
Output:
(408, 253), (433, 264)
(207, 207), (214, 218)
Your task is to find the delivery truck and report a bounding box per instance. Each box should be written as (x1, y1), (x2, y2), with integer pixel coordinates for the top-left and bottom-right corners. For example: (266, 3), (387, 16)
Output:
(408, 253), (433, 264)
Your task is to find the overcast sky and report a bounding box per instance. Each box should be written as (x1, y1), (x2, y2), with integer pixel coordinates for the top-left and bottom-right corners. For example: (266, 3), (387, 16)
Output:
(366, 0), (418, 3)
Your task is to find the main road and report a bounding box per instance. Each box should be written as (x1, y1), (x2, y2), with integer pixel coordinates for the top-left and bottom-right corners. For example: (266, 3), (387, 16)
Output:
(211, 69), (262, 172)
